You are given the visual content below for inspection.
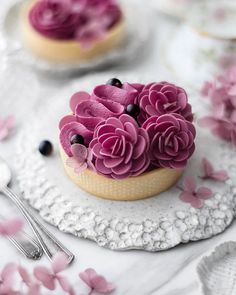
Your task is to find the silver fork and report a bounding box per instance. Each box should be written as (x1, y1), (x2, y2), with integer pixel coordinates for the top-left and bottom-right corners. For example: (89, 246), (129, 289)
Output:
(7, 230), (43, 260)
(0, 158), (75, 264)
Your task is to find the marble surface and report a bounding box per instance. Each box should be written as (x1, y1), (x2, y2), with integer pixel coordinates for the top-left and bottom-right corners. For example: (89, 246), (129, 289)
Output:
(0, 1), (236, 294)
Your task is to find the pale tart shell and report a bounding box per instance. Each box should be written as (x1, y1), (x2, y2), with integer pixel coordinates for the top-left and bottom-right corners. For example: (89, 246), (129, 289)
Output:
(60, 146), (184, 201)
(21, 1), (125, 63)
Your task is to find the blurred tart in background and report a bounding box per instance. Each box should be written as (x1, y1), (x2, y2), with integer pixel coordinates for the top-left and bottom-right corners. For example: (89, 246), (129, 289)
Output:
(21, 0), (124, 63)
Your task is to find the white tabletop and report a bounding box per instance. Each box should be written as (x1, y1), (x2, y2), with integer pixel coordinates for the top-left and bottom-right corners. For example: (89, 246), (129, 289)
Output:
(0, 1), (235, 294)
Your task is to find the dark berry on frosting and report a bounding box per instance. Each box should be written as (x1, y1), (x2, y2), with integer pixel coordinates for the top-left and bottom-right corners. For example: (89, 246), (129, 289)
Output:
(39, 140), (53, 156)
(70, 134), (84, 145)
(106, 78), (122, 88)
(125, 104), (140, 118)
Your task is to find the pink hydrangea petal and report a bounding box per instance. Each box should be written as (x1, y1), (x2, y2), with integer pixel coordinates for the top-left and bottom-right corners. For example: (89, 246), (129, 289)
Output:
(1, 263), (17, 281)
(0, 115), (14, 141)
(91, 275), (115, 293)
(190, 198), (204, 209)
(179, 191), (196, 203)
(0, 129), (8, 141)
(66, 157), (86, 172)
(52, 252), (69, 274)
(79, 268), (96, 288)
(27, 283), (41, 295)
(202, 158), (214, 177)
(60, 122), (93, 156)
(228, 84), (236, 96)
(18, 266), (31, 285)
(34, 267), (55, 290)
(198, 117), (219, 128)
(57, 275), (73, 292)
(211, 171), (229, 182)
(197, 187), (213, 199)
(71, 144), (88, 161)
(0, 218), (23, 236)
(183, 176), (196, 192)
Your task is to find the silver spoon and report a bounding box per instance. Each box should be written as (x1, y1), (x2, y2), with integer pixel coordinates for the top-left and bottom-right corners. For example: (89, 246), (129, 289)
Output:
(0, 158), (74, 264)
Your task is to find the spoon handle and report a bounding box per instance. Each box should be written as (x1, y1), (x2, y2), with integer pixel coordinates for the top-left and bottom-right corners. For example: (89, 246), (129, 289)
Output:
(2, 186), (74, 264)
(7, 231), (43, 260)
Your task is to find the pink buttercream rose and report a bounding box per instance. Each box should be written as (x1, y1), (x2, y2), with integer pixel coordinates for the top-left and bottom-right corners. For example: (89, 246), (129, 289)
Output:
(89, 114), (150, 179)
(136, 82), (194, 125)
(143, 114), (196, 169)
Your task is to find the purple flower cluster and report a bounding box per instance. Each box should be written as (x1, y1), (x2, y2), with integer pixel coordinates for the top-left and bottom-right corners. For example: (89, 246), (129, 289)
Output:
(200, 66), (236, 146)
(29, 0), (122, 46)
(60, 81), (196, 179)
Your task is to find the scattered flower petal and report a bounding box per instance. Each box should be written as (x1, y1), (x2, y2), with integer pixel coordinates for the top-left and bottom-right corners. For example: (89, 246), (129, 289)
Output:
(0, 218), (23, 236)
(66, 144), (95, 175)
(201, 158), (229, 182)
(200, 66), (236, 147)
(79, 268), (115, 294)
(34, 252), (70, 292)
(0, 115), (15, 141)
(179, 176), (213, 208)
(0, 263), (17, 294)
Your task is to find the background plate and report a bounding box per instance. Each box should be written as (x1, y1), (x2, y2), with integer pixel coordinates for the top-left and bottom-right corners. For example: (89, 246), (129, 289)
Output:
(13, 73), (236, 251)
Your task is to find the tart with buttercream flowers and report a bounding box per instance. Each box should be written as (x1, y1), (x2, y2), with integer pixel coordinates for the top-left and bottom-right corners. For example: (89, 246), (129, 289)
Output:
(59, 78), (196, 201)
(21, 0), (124, 63)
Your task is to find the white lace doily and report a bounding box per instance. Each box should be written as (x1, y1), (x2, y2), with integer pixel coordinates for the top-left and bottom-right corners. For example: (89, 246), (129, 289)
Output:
(13, 73), (236, 251)
(0, 0), (151, 76)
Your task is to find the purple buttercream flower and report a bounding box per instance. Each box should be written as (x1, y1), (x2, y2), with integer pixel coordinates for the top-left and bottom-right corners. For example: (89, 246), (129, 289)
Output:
(60, 121), (94, 156)
(89, 114), (150, 179)
(29, 0), (81, 40)
(92, 83), (141, 107)
(143, 114), (196, 169)
(136, 82), (194, 125)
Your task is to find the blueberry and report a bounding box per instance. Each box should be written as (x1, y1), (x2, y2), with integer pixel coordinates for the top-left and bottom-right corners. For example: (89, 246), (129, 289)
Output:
(39, 140), (53, 156)
(125, 104), (140, 118)
(70, 134), (84, 145)
(106, 78), (122, 88)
